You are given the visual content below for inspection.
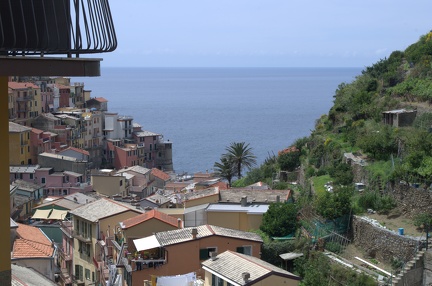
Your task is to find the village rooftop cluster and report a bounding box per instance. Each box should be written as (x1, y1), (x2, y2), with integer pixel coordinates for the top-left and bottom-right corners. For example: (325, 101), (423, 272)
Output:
(8, 76), (301, 286)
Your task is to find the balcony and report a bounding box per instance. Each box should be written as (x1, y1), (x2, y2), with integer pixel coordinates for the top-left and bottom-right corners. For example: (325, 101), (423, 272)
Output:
(59, 248), (72, 261)
(0, 0), (117, 56)
(0, 0), (117, 77)
(16, 96), (34, 101)
(72, 230), (92, 243)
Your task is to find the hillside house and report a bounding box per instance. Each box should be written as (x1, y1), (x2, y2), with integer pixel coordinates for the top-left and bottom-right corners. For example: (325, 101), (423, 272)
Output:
(126, 225), (263, 286)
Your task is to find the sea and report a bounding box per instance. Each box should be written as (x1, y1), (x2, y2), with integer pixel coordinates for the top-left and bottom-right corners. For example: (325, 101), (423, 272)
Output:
(75, 67), (362, 175)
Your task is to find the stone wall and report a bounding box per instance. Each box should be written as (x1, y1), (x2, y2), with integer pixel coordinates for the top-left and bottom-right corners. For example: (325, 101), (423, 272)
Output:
(388, 183), (432, 218)
(352, 216), (423, 264)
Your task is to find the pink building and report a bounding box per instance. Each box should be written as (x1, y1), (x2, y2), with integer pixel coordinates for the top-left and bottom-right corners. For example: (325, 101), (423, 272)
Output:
(30, 128), (55, 164)
(106, 141), (139, 170)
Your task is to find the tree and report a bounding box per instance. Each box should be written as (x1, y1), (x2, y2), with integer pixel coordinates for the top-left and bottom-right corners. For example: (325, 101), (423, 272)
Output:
(260, 202), (298, 237)
(213, 157), (236, 186)
(223, 142), (257, 178)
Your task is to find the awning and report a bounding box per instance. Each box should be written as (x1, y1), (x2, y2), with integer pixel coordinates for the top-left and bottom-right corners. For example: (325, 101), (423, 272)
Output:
(32, 209), (52, 220)
(48, 209), (68, 220)
(134, 235), (161, 252)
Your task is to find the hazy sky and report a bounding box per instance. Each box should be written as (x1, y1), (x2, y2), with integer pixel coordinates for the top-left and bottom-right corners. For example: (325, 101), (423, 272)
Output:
(100, 0), (432, 68)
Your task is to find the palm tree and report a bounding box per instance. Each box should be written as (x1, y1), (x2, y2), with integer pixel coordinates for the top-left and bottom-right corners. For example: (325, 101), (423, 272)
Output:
(213, 157), (236, 186)
(223, 142), (257, 178)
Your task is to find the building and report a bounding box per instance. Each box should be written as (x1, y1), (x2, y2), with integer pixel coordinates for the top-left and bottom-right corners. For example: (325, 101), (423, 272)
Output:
(30, 128), (56, 164)
(12, 180), (44, 220)
(9, 122), (32, 165)
(69, 198), (143, 286)
(382, 108), (417, 127)
(8, 81), (42, 126)
(201, 251), (301, 286)
(11, 223), (57, 281)
(127, 225), (263, 285)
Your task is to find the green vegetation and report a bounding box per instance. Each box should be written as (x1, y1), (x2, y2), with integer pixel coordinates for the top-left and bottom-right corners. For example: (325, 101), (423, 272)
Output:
(221, 31), (432, 283)
(260, 202), (298, 237)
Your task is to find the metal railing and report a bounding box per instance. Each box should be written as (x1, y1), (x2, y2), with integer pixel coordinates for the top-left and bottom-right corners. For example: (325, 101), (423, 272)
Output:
(0, 0), (117, 56)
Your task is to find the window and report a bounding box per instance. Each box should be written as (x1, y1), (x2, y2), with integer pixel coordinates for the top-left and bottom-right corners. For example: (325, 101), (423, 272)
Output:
(199, 247), (217, 260)
(236, 246), (252, 256)
(41, 177), (46, 184)
(75, 264), (83, 281)
(120, 180), (123, 186)
(85, 268), (91, 280)
(211, 274), (224, 286)
(29, 173), (34, 179)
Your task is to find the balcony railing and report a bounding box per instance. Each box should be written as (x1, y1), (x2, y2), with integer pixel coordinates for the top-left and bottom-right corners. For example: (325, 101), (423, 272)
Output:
(59, 248), (72, 261)
(0, 0), (117, 56)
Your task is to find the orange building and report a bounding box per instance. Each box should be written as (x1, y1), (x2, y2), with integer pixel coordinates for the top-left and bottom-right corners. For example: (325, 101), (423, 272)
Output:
(125, 225), (263, 286)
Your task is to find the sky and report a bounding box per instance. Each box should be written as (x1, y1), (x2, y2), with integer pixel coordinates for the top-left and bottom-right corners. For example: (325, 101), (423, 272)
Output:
(98, 0), (432, 68)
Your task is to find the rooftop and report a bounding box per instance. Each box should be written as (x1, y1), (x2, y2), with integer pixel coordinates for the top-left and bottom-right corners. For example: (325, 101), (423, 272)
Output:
(12, 180), (43, 192)
(9, 122), (32, 133)
(8, 82), (39, 90)
(118, 165), (151, 175)
(206, 203), (269, 214)
(219, 189), (291, 204)
(12, 264), (58, 286)
(201, 251), (300, 285)
(120, 209), (179, 230)
(134, 130), (161, 137)
(70, 198), (140, 222)
(155, 224), (262, 246)
(10, 165), (40, 174)
(59, 146), (90, 156)
(13, 223), (55, 259)
(151, 168), (171, 181)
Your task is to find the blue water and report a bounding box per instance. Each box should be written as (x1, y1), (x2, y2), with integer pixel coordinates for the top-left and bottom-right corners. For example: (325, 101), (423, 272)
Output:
(75, 67), (361, 174)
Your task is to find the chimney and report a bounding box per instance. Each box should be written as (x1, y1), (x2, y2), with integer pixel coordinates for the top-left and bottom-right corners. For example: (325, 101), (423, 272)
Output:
(240, 196), (247, 207)
(191, 228), (198, 239)
(210, 251), (217, 261)
(177, 218), (183, 229)
(242, 272), (250, 282)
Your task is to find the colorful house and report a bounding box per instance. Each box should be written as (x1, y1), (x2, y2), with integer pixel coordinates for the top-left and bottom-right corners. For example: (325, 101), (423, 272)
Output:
(202, 251), (301, 286)
(126, 225), (263, 285)
(9, 122), (32, 165)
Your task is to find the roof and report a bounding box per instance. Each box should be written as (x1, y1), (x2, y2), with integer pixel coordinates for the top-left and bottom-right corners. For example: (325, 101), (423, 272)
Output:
(9, 122), (32, 133)
(10, 165), (40, 174)
(59, 146), (90, 156)
(31, 128), (44, 134)
(144, 192), (172, 206)
(12, 180), (44, 192)
(94, 97), (108, 102)
(69, 198), (139, 222)
(8, 82), (39, 89)
(154, 225), (262, 246)
(38, 152), (77, 162)
(64, 192), (97, 204)
(12, 264), (58, 286)
(383, 108), (416, 114)
(206, 203), (269, 215)
(220, 189), (291, 204)
(151, 168), (171, 181)
(182, 187), (219, 202)
(134, 130), (161, 137)
(202, 251), (301, 285)
(120, 209), (179, 229)
(118, 165), (151, 175)
(13, 223), (55, 259)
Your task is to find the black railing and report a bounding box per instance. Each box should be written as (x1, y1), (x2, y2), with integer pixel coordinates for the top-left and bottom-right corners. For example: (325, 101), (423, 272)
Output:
(0, 0), (117, 56)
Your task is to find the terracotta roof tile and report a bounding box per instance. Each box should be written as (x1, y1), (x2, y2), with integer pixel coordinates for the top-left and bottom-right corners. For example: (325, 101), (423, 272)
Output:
(120, 209), (179, 229)
(12, 238), (54, 258)
(151, 168), (171, 181)
(8, 82), (39, 89)
(94, 97), (108, 102)
(16, 223), (52, 245)
(61, 146), (90, 156)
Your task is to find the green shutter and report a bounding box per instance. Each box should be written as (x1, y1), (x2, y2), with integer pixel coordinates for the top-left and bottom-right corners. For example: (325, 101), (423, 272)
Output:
(199, 249), (208, 260)
(236, 246), (244, 254)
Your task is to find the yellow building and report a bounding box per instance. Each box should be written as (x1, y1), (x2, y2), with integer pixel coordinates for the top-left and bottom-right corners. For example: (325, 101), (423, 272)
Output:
(69, 198), (142, 286)
(8, 82), (42, 126)
(9, 122), (32, 165)
(202, 250), (301, 286)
